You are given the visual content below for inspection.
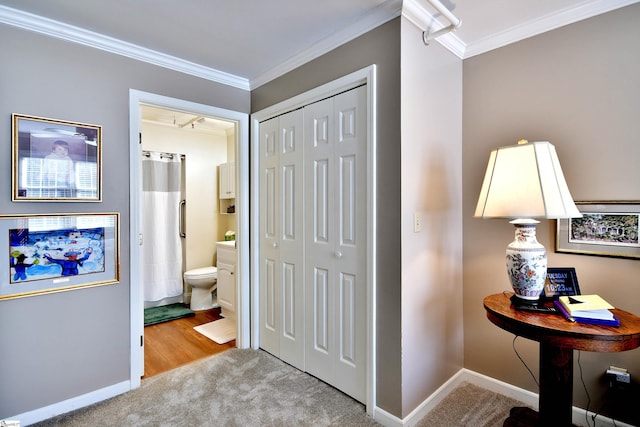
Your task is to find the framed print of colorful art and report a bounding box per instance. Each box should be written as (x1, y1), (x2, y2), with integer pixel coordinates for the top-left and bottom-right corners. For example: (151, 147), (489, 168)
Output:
(2, 213), (119, 300)
(556, 201), (640, 259)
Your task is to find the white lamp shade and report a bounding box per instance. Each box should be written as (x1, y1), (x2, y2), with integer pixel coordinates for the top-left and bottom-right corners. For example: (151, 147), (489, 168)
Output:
(474, 141), (581, 219)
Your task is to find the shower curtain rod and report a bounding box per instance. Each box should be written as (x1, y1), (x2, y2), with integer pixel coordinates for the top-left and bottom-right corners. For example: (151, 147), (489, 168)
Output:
(142, 150), (185, 160)
(422, 0), (461, 45)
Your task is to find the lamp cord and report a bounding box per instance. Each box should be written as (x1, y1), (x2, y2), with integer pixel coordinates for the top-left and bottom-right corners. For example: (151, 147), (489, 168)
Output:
(512, 343), (621, 427)
(577, 350), (593, 427)
(512, 336), (539, 387)
(578, 351), (620, 427)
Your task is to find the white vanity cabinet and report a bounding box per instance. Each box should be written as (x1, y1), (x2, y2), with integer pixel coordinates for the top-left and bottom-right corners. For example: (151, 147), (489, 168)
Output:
(216, 241), (237, 319)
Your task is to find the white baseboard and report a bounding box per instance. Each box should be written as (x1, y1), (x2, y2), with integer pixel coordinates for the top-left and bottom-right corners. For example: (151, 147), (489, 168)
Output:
(10, 380), (131, 426)
(373, 369), (634, 427)
(373, 369), (469, 427)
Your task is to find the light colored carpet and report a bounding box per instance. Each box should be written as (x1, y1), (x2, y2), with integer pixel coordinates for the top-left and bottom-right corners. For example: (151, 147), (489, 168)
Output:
(415, 382), (530, 427)
(31, 349), (528, 427)
(32, 349), (378, 427)
(193, 317), (236, 344)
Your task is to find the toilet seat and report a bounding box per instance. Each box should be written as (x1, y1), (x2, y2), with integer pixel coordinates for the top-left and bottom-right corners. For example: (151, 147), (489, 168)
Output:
(184, 266), (217, 280)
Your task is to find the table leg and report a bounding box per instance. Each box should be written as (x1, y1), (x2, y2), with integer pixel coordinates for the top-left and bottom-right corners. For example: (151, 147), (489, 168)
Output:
(503, 343), (576, 427)
(539, 342), (573, 426)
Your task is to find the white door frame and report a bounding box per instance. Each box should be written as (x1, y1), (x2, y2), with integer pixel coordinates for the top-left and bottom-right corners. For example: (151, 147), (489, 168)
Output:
(250, 65), (377, 414)
(128, 89), (250, 388)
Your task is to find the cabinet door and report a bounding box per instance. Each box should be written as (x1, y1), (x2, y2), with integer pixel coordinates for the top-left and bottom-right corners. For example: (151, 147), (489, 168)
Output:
(227, 162), (236, 198)
(219, 162), (235, 199)
(217, 262), (236, 313)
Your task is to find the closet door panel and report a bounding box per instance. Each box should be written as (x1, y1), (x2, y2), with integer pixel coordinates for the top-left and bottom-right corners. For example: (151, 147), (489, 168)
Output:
(304, 87), (366, 402)
(339, 154), (357, 246)
(259, 110), (304, 370)
(312, 159), (329, 242)
(264, 167), (277, 238)
(282, 261), (296, 339)
(259, 118), (281, 356)
(339, 272), (356, 366)
(304, 97), (335, 377)
(312, 267), (329, 353)
(331, 86), (367, 401)
(264, 258), (276, 332)
(277, 109), (304, 369)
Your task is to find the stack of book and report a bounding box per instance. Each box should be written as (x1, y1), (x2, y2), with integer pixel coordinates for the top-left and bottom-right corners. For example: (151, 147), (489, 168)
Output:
(554, 294), (619, 326)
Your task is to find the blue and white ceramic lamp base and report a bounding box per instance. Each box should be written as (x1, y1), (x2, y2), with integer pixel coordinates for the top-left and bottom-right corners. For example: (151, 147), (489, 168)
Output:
(506, 219), (547, 300)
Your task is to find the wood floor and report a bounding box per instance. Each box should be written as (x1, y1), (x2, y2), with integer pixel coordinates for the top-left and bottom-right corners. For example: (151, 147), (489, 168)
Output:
(143, 306), (235, 379)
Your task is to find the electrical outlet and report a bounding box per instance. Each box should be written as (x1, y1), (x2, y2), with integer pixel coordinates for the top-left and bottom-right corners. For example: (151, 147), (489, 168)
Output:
(617, 373), (631, 383)
(607, 366), (631, 384)
(414, 212), (421, 233)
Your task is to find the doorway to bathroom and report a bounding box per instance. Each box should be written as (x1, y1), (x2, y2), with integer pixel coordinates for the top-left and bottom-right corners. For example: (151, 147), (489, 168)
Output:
(140, 105), (234, 309)
(129, 90), (250, 385)
(139, 105), (235, 376)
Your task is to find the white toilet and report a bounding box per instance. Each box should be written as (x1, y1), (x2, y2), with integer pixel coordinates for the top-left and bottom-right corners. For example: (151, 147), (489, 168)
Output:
(184, 266), (217, 311)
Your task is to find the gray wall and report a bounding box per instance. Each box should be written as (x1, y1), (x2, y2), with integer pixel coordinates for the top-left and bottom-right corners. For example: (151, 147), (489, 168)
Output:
(253, 18), (404, 416)
(0, 24), (249, 419)
(400, 17), (463, 416)
(463, 3), (640, 421)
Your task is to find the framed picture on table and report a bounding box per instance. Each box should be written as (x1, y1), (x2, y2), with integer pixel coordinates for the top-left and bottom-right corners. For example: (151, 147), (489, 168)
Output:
(1, 213), (119, 300)
(12, 114), (102, 201)
(555, 201), (640, 259)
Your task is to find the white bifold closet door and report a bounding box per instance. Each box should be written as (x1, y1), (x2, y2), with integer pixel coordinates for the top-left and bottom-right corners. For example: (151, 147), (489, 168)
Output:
(259, 109), (305, 370)
(303, 86), (367, 402)
(258, 85), (366, 402)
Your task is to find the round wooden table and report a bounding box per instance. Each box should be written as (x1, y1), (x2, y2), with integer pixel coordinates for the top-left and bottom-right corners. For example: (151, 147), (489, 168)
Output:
(484, 292), (640, 426)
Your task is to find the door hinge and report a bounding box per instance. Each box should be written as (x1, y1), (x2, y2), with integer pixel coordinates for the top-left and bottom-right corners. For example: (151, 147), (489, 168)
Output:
(140, 335), (144, 347)
(139, 132), (142, 144)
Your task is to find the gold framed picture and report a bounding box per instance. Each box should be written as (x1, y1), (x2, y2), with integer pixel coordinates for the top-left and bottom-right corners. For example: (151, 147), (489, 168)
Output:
(12, 114), (102, 201)
(2, 213), (119, 300)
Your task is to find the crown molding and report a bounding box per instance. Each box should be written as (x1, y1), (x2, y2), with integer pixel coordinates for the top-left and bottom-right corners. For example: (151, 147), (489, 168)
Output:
(2, 0), (635, 91)
(0, 5), (251, 90)
(463, 0), (640, 58)
(249, 0), (403, 89)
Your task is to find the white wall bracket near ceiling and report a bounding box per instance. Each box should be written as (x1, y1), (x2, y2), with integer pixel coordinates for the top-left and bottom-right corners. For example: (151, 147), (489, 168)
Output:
(421, 0), (461, 44)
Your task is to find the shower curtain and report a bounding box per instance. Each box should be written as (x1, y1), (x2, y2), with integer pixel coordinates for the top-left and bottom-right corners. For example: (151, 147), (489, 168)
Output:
(142, 151), (184, 303)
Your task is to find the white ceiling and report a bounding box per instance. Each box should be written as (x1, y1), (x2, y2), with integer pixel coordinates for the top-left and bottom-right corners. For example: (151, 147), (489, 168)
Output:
(0, 0), (636, 91)
(141, 104), (236, 136)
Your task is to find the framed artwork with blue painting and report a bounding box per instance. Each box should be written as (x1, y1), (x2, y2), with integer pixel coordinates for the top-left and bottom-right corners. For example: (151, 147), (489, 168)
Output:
(2, 213), (119, 300)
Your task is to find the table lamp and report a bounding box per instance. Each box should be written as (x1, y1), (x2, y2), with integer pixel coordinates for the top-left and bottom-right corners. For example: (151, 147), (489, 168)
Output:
(474, 140), (581, 301)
